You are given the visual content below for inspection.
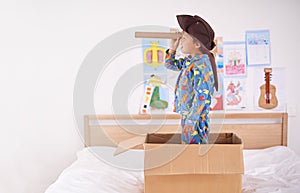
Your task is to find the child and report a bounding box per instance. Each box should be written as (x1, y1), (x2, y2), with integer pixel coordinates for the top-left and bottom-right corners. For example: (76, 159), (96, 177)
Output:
(165, 14), (218, 144)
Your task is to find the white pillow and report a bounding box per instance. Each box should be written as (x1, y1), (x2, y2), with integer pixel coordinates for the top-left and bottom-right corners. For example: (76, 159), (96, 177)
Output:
(85, 146), (144, 171)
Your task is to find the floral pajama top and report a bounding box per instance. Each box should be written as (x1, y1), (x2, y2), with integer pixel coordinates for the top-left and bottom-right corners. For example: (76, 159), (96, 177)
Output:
(165, 50), (215, 144)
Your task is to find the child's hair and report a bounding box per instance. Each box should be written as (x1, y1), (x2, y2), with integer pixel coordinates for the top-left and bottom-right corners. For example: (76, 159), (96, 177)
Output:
(191, 36), (219, 91)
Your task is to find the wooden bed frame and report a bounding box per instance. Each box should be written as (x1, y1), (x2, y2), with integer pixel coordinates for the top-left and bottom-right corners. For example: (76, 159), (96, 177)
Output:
(84, 112), (288, 149)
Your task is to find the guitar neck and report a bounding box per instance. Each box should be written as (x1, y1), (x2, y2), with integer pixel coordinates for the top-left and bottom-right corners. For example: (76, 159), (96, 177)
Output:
(265, 72), (270, 103)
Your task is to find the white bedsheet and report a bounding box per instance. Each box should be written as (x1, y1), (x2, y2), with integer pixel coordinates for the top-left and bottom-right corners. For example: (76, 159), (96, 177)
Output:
(45, 146), (300, 193)
(243, 146), (300, 193)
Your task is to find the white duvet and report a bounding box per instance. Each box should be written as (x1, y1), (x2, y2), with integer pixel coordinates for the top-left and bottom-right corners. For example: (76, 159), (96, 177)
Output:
(45, 146), (300, 193)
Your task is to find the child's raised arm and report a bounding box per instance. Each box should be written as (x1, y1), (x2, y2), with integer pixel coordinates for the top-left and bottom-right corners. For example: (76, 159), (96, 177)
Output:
(164, 37), (184, 71)
(164, 50), (184, 71)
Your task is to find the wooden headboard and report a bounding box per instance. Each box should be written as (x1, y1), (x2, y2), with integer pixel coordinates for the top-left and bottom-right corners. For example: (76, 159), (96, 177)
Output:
(84, 112), (288, 149)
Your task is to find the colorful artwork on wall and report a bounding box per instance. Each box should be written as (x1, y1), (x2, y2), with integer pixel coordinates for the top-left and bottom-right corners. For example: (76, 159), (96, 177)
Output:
(223, 78), (247, 110)
(223, 42), (247, 77)
(211, 37), (224, 111)
(140, 38), (170, 114)
(211, 72), (224, 111)
(246, 30), (271, 66)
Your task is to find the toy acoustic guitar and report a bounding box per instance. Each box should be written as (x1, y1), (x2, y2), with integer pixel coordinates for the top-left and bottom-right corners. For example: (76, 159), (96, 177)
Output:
(258, 68), (278, 109)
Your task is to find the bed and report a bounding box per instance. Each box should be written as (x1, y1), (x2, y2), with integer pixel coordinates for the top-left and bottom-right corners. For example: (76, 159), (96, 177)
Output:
(45, 112), (300, 193)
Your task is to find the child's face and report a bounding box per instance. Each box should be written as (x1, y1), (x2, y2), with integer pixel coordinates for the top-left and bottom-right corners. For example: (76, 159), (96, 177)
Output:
(180, 32), (200, 56)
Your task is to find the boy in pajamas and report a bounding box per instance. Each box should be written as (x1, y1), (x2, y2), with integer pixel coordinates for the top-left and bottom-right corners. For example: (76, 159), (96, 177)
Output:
(165, 15), (218, 144)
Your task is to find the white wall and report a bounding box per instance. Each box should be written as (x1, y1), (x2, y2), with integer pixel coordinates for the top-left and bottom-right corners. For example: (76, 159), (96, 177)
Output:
(1, 0), (299, 193)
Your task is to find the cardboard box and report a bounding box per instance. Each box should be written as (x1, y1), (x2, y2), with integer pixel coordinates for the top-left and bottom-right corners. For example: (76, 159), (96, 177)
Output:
(144, 133), (244, 193)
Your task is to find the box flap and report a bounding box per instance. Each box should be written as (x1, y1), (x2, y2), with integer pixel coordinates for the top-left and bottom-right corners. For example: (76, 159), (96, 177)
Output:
(144, 133), (244, 175)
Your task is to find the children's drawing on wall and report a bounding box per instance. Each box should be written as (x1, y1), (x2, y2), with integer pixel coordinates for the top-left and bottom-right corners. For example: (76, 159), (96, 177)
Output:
(223, 42), (247, 77)
(246, 30), (271, 66)
(224, 78), (246, 110)
(211, 74), (224, 110)
(213, 37), (224, 69)
(143, 41), (165, 70)
(211, 37), (224, 111)
(140, 74), (170, 114)
(148, 75), (168, 109)
(140, 39), (171, 114)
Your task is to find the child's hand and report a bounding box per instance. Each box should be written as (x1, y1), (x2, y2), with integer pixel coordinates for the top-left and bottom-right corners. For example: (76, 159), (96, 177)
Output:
(169, 37), (181, 53)
(183, 125), (193, 139)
